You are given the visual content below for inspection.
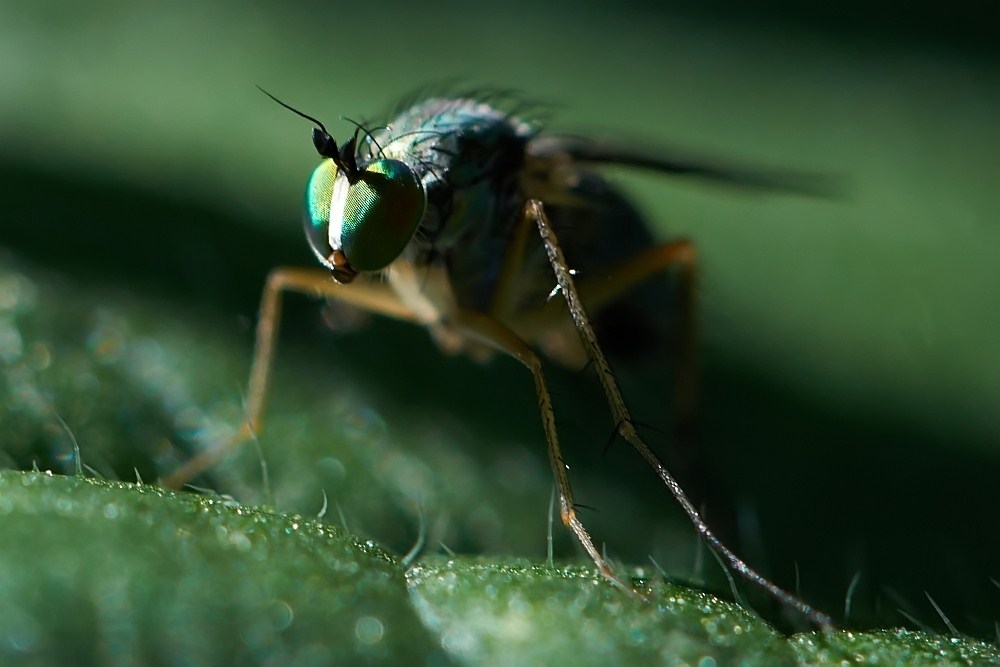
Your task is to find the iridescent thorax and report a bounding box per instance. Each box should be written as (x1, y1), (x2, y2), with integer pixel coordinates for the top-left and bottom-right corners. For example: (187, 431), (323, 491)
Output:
(303, 96), (661, 363)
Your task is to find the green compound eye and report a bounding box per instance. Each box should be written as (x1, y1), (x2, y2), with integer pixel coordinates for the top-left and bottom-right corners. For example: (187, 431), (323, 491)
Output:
(303, 159), (338, 265)
(338, 159), (426, 272)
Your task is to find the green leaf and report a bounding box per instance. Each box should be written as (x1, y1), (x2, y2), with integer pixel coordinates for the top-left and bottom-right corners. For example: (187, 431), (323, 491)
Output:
(407, 558), (797, 666)
(1, 471), (997, 665)
(0, 470), (441, 666)
(790, 629), (1000, 666)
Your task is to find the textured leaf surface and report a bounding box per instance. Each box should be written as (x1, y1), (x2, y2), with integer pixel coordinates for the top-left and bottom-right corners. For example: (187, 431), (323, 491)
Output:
(1, 1), (998, 662)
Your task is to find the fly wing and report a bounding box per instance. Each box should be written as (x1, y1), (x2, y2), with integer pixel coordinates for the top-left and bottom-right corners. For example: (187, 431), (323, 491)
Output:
(526, 134), (840, 198)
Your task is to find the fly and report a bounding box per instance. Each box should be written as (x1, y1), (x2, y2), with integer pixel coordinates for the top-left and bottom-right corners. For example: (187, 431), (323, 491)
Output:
(165, 89), (834, 629)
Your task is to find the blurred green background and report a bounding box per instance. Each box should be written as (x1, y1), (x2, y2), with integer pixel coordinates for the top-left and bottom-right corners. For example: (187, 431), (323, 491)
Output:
(1, 0), (998, 641)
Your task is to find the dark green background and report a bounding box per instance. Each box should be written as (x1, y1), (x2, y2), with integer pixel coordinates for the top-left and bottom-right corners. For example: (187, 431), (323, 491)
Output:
(1, 0), (998, 645)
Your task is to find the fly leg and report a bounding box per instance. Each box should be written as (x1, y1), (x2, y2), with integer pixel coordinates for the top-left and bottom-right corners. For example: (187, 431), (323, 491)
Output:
(452, 308), (631, 593)
(525, 199), (833, 630)
(492, 215), (698, 438)
(161, 267), (419, 489)
(574, 241), (699, 443)
(509, 236), (725, 530)
(569, 240), (734, 542)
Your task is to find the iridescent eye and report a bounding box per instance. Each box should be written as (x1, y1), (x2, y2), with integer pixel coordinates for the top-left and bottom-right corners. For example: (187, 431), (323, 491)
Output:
(336, 159), (426, 272)
(302, 158), (338, 268)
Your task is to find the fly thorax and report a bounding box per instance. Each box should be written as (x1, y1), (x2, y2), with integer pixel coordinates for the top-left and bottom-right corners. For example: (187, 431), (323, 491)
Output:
(435, 179), (497, 250)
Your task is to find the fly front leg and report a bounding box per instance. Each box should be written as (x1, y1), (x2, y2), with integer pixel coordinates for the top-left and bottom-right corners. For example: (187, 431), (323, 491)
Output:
(162, 267), (419, 489)
(453, 308), (631, 593)
(525, 199), (833, 630)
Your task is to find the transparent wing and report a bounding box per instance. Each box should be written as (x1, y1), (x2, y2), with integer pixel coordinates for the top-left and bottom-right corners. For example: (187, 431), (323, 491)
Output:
(526, 134), (841, 198)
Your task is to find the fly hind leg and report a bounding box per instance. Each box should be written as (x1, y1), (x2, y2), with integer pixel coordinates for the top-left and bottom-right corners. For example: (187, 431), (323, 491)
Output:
(498, 230), (700, 446)
(525, 199), (833, 630)
(571, 237), (737, 540)
(577, 239), (700, 452)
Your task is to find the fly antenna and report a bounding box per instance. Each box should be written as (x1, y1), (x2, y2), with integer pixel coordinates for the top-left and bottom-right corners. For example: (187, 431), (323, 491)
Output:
(342, 116), (387, 158)
(257, 85), (331, 136)
(257, 86), (365, 182)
